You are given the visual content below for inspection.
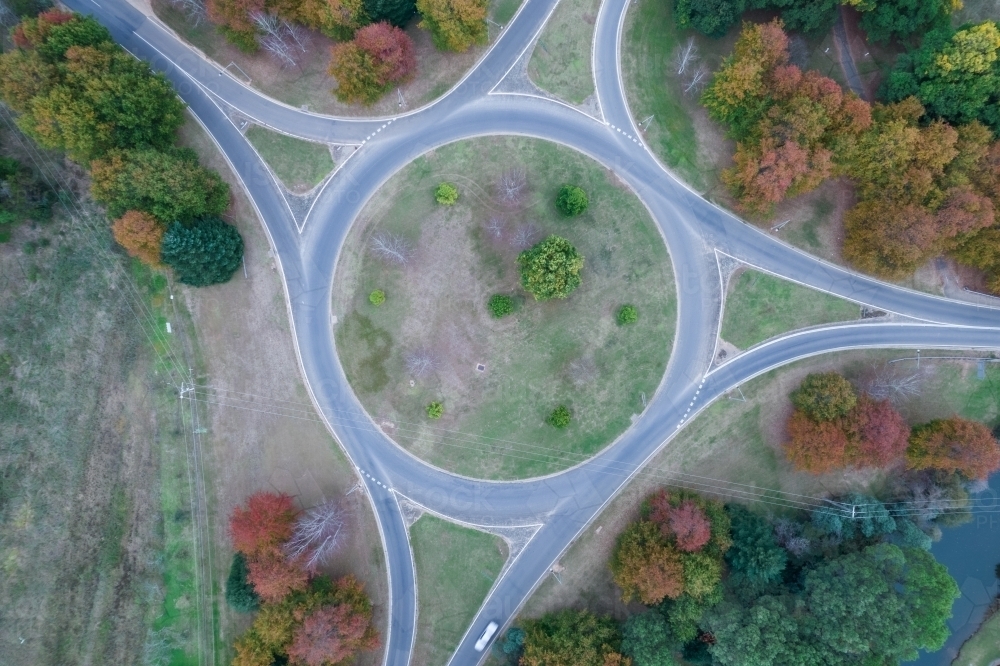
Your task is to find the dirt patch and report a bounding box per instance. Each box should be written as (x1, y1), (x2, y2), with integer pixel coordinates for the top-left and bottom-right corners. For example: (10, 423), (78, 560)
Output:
(175, 117), (387, 663)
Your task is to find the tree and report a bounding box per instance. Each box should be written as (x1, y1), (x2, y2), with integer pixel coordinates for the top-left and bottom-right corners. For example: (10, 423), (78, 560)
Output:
(660, 591), (722, 644)
(724, 504), (786, 585)
(704, 595), (819, 666)
(547, 405), (571, 428)
(434, 181), (458, 204)
(426, 401), (443, 419)
(362, 0), (415, 27)
(521, 609), (627, 666)
(859, 0), (952, 44)
(369, 230), (412, 264)
(610, 520), (685, 604)
(661, 501), (711, 553)
(11, 9), (76, 50)
(287, 601), (380, 666)
(617, 304), (638, 325)
(722, 138), (826, 215)
(518, 235), (584, 300)
(620, 611), (676, 666)
(247, 550), (310, 603)
(680, 551), (722, 600)
(226, 552), (261, 612)
(90, 149), (230, 223)
(648, 490), (732, 557)
(907, 416), (1000, 480)
(0, 49), (57, 113)
(556, 184), (589, 216)
(285, 500), (346, 572)
(160, 218), (244, 287)
(229, 491), (298, 556)
(328, 22), (415, 104)
(369, 289), (385, 305)
(842, 198), (939, 278)
(34, 14), (112, 61)
(112, 210), (165, 267)
(488, 293), (514, 318)
(784, 408), (849, 472)
(14, 44), (185, 163)
(232, 602), (297, 666)
(790, 372), (857, 422)
(674, 0), (745, 38)
(416, 0), (487, 52)
(842, 394), (910, 467)
(207, 0), (264, 39)
(296, 0), (369, 39)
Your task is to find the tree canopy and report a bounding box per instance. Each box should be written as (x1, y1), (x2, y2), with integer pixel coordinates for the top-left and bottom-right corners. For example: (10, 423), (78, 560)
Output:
(907, 416), (1000, 480)
(160, 217), (245, 287)
(329, 22), (416, 104)
(790, 371), (857, 422)
(416, 0), (488, 52)
(520, 609), (628, 666)
(517, 235), (584, 300)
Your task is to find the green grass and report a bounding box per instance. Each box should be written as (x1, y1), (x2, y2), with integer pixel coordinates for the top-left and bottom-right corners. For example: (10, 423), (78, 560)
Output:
(720, 269), (860, 349)
(245, 126), (334, 192)
(620, 0), (713, 190)
(333, 136), (676, 479)
(955, 610), (1000, 666)
(410, 515), (507, 666)
(527, 0), (599, 104)
(493, 0), (522, 25)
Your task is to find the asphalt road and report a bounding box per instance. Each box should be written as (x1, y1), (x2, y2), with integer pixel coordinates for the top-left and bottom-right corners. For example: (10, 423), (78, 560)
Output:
(60, 0), (1000, 663)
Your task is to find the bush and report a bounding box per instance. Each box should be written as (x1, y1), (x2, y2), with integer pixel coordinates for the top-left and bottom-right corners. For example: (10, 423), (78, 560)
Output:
(518, 235), (584, 300)
(488, 294), (514, 318)
(556, 184), (589, 216)
(426, 401), (443, 419)
(617, 304), (638, 325)
(160, 217), (244, 287)
(369, 289), (385, 305)
(547, 405), (571, 428)
(225, 552), (260, 612)
(219, 26), (259, 53)
(435, 182), (458, 205)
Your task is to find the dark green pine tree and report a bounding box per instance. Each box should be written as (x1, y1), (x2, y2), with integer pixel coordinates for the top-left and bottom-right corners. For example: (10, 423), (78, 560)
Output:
(160, 217), (244, 287)
(363, 0), (416, 27)
(225, 552), (260, 612)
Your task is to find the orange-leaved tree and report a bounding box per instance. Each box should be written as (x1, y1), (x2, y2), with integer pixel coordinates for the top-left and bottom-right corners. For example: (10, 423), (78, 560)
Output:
(907, 416), (1000, 480)
(112, 210), (165, 266)
(609, 520), (684, 605)
(229, 491), (298, 556)
(784, 409), (848, 473)
(329, 22), (415, 104)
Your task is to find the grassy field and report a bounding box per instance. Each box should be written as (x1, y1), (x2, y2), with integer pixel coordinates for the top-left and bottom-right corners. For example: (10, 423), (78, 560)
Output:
(246, 126), (334, 193)
(720, 269), (860, 349)
(152, 0), (521, 116)
(410, 516), (507, 666)
(955, 609), (1000, 666)
(517, 349), (1000, 623)
(175, 117), (388, 666)
(332, 136), (676, 479)
(527, 0), (600, 104)
(0, 121), (206, 664)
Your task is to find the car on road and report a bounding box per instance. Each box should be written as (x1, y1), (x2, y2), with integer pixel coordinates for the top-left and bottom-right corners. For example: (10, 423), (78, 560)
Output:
(474, 621), (499, 651)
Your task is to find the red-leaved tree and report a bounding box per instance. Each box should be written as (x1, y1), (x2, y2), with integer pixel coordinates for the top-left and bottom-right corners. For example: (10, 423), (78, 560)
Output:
(229, 491), (298, 556)
(842, 395), (910, 467)
(247, 550), (309, 603)
(907, 416), (1000, 480)
(784, 409), (848, 473)
(329, 22), (415, 105)
(609, 521), (684, 605)
(663, 501), (712, 553)
(287, 602), (378, 665)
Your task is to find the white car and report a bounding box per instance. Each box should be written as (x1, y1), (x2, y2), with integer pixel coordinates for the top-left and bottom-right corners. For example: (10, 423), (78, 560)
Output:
(474, 621), (499, 652)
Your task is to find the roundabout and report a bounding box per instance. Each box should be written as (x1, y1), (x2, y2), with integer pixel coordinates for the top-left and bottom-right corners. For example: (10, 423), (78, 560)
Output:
(333, 136), (675, 479)
(60, 0), (1000, 662)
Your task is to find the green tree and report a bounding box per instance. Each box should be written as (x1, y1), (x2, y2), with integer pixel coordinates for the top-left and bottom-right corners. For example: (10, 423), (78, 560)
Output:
(518, 235), (584, 300)
(36, 15), (112, 62)
(520, 609), (627, 666)
(660, 590), (722, 644)
(674, 0), (746, 38)
(859, 0), (952, 44)
(363, 0), (415, 26)
(621, 611), (678, 666)
(416, 0), (488, 52)
(369, 289), (386, 305)
(547, 405), (571, 428)
(160, 217), (244, 287)
(790, 371), (857, 422)
(724, 505), (786, 585)
(705, 595), (820, 666)
(617, 304), (638, 325)
(488, 293), (514, 318)
(434, 181), (458, 204)
(90, 148), (230, 223)
(426, 401), (444, 419)
(556, 184), (589, 216)
(226, 552), (261, 612)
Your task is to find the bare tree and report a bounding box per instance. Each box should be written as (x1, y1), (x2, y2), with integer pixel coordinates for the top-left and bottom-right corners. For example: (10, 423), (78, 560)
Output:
(283, 21), (310, 53)
(370, 231), (412, 265)
(251, 12), (307, 66)
(485, 215), (505, 239)
(511, 223), (539, 250)
(169, 0), (207, 25)
(683, 65), (709, 96)
(285, 500), (345, 571)
(773, 518), (810, 556)
(497, 167), (527, 208)
(404, 349), (436, 377)
(672, 37), (699, 76)
(860, 362), (922, 403)
(261, 34), (298, 67)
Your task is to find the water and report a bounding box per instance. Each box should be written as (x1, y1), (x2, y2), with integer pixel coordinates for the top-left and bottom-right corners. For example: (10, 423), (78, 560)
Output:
(913, 474), (1000, 665)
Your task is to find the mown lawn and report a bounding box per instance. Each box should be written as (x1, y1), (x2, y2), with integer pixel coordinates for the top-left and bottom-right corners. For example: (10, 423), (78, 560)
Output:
(720, 269), (860, 349)
(527, 0), (600, 104)
(410, 516), (507, 666)
(246, 125), (334, 193)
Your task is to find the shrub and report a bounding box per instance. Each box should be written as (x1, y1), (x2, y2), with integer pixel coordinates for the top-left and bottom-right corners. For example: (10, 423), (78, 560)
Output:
(426, 401), (443, 419)
(488, 293), (514, 318)
(556, 184), (589, 216)
(160, 217), (244, 287)
(547, 405), (571, 428)
(369, 289), (385, 305)
(328, 22), (416, 105)
(617, 304), (638, 325)
(518, 235), (584, 300)
(434, 182), (458, 204)
(225, 552), (260, 612)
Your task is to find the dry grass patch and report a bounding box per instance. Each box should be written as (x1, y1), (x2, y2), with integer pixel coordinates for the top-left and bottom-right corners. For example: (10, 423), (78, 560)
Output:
(527, 0), (600, 104)
(333, 136), (676, 479)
